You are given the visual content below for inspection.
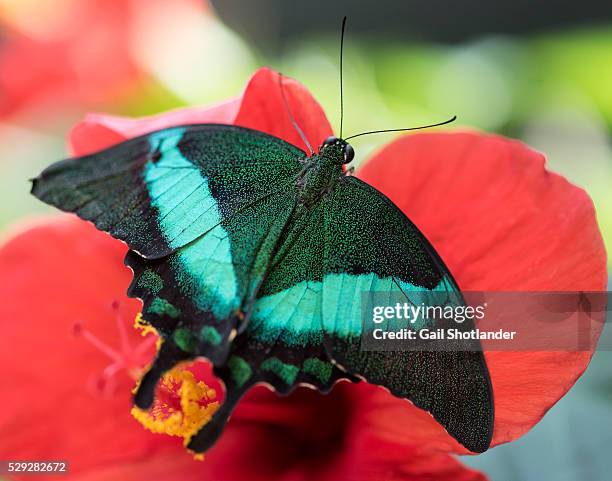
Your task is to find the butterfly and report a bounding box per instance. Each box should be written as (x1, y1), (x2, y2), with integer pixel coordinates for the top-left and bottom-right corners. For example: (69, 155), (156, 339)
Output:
(31, 19), (493, 455)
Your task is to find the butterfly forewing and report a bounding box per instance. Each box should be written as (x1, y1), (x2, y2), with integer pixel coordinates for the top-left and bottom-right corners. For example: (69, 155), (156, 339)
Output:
(32, 124), (306, 258)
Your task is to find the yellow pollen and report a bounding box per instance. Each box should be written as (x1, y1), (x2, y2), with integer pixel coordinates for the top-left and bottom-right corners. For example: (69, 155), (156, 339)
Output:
(134, 312), (158, 336)
(134, 312), (162, 349)
(131, 365), (219, 460)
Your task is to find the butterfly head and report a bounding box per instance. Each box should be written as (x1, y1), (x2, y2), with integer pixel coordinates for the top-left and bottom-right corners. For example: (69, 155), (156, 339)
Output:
(320, 136), (354, 164)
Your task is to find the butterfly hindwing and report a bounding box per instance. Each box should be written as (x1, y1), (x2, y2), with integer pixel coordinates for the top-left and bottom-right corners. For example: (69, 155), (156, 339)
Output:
(321, 176), (494, 453)
(127, 185), (299, 362)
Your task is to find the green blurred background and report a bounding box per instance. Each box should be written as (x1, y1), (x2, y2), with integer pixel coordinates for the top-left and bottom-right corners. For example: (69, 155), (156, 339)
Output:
(0, 1), (610, 480)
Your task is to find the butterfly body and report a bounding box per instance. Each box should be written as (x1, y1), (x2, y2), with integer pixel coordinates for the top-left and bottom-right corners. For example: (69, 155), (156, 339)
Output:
(296, 138), (347, 207)
(32, 123), (494, 454)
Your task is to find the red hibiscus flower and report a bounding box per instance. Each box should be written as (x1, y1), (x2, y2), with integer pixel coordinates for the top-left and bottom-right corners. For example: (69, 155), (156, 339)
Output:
(0, 0), (209, 119)
(1, 67), (606, 480)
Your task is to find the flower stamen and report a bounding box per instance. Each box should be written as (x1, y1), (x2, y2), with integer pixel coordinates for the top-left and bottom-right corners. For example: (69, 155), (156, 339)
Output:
(131, 365), (219, 458)
(71, 301), (158, 397)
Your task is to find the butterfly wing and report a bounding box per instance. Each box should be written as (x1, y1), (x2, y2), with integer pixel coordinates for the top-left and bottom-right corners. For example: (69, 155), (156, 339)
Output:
(322, 176), (494, 453)
(32, 124), (306, 258)
(32, 124), (309, 404)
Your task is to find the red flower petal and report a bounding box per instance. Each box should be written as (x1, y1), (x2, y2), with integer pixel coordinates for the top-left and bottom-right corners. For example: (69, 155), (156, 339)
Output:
(356, 131), (607, 451)
(66, 422), (487, 481)
(69, 99), (241, 156)
(0, 0), (143, 119)
(68, 67), (332, 156)
(0, 217), (182, 475)
(233, 67), (333, 153)
(194, 383), (488, 481)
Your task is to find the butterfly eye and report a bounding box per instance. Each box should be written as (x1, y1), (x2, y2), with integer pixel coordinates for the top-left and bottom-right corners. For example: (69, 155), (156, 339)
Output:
(323, 136), (338, 147)
(343, 143), (355, 163)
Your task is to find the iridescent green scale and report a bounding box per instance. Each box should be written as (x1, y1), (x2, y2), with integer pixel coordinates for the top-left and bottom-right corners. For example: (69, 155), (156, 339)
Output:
(32, 124), (493, 454)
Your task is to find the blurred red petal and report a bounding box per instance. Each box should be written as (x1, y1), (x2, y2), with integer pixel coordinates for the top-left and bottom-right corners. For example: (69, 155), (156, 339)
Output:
(67, 409), (291, 481)
(69, 121), (128, 157)
(204, 383), (488, 481)
(344, 437), (488, 481)
(234, 67), (333, 152)
(0, 217), (181, 475)
(68, 67), (333, 156)
(69, 99), (241, 156)
(356, 131), (607, 451)
(0, 0), (144, 119)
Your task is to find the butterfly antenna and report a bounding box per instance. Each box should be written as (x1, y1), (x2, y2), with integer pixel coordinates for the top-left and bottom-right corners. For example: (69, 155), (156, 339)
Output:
(278, 73), (313, 154)
(339, 16), (347, 139)
(344, 115), (457, 141)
